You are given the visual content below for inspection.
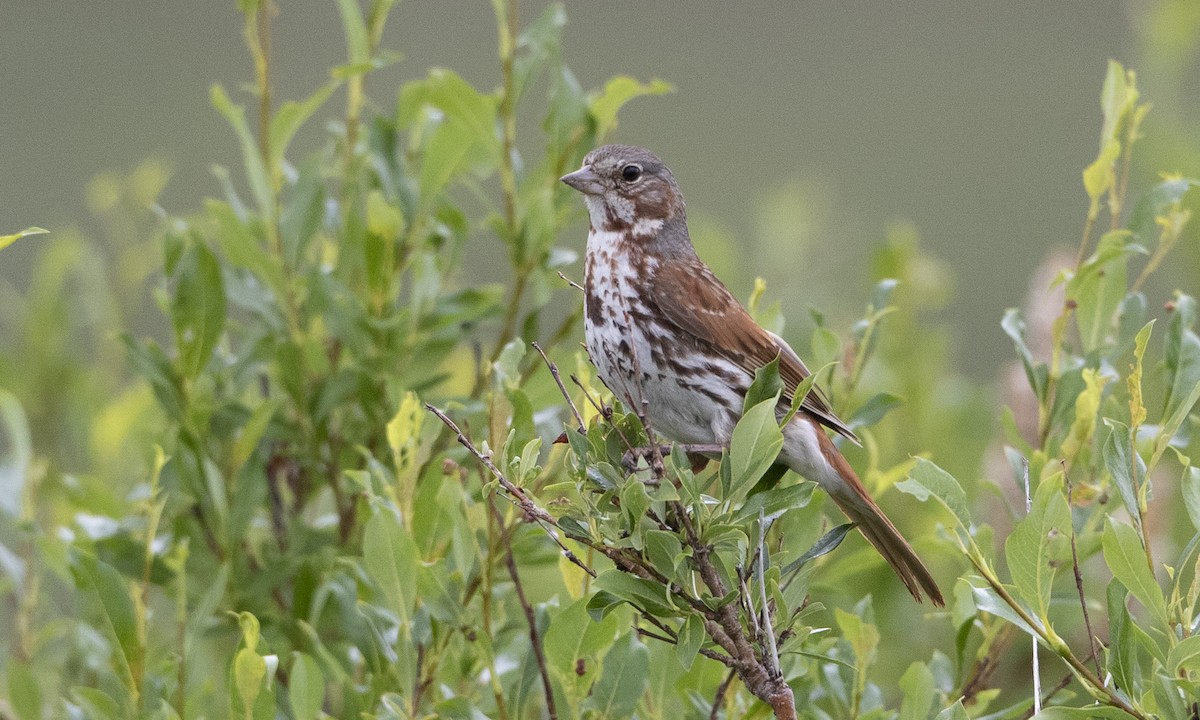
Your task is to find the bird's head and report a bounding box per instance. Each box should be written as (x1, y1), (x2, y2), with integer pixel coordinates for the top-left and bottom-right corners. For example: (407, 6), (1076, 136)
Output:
(561, 144), (685, 235)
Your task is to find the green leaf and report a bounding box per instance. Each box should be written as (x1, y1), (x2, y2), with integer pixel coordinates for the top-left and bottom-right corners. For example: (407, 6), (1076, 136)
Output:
(675, 614), (705, 670)
(288, 653), (324, 720)
(643, 529), (683, 580)
(363, 506), (419, 631)
(1158, 294), (1200, 464)
(1102, 518), (1168, 629)
(1129, 175), (1199, 245)
(593, 569), (679, 617)
(1106, 580), (1138, 697)
(268, 81), (339, 172)
(204, 200), (282, 291)
(1099, 59), (1137, 146)
(1067, 230), (1137, 352)
(898, 661), (935, 720)
(0, 226), (48, 251)
(335, 0), (370, 66)
(71, 552), (139, 699)
(1005, 472), (1072, 618)
(967, 576), (1044, 639)
(730, 481), (814, 525)
(743, 355), (782, 413)
(1002, 308), (1048, 402)
(544, 597), (619, 708)
(7, 661), (42, 720)
(210, 84), (272, 218)
(1168, 634), (1200, 673)
(399, 69), (501, 203)
(0, 389), (32, 518)
(619, 479), (652, 546)
(835, 606), (879, 667)
(232, 648), (267, 717)
(582, 632), (649, 720)
(895, 458), (972, 530)
(1103, 420), (1146, 535)
(934, 700), (969, 720)
(726, 396), (784, 501)
(848, 392), (904, 430)
(171, 242), (226, 378)
(589, 75), (673, 139)
(783, 522), (855, 575)
(1183, 466), (1200, 533)
(230, 400), (278, 476)
(71, 688), (121, 720)
(512, 3), (566, 104)
(585, 590), (624, 622)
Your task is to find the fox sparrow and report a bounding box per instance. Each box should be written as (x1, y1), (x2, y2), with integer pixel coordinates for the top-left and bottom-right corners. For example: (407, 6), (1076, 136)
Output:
(561, 144), (943, 605)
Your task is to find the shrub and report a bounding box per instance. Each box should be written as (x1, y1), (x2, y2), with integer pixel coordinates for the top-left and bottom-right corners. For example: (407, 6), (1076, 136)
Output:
(1, 3), (1198, 719)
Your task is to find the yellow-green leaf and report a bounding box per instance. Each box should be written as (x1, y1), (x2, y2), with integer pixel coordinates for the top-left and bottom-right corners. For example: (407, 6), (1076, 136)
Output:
(589, 76), (673, 140)
(1128, 321), (1153, 428)
(233, 647), (266, 715)
(0, 226), (48, 251)
(1061, 368), (1109, 464)
(1083, 139), (1121, 201)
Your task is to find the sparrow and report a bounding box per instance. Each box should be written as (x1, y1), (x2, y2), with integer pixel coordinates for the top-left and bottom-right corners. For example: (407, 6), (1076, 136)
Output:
(561, 144), (943, 605)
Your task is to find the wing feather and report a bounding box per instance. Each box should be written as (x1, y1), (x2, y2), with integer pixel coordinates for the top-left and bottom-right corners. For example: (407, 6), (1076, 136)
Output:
(649, 259), (859, 443)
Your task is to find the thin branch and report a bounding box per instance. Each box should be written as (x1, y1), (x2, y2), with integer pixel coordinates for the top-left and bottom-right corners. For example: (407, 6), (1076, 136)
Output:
(571, 374), (636, 454)
(491, 499), (557, 720)
(532, 341), (585, 433)
(966, 552), (1147, 720)
(756, 511), (781, 677)
(1063, 462), (1103, 677)
(425, 403), (596, 578)
(710, 669), (738, 720)
(1022, 457), (1042, 716)
(558, 270), (584, 292)
(1017, 650), (1098, 720)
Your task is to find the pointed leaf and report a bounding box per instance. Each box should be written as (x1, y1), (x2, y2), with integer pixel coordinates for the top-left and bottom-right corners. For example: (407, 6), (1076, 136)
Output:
(1102, 519), (1168, 629)
(0, 226), (48, 251)
(726, 396), (784, 502)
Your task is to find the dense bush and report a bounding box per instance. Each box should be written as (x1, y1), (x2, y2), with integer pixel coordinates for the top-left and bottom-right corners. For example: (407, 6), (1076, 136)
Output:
(2, 2), (1199, 719)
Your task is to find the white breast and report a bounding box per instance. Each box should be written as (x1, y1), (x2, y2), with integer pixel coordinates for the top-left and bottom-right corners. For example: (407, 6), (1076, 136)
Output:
(583, 229), (745, 446)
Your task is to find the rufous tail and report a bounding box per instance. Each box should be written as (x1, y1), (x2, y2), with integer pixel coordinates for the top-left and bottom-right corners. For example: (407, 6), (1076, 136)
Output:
(810, 430), (945, 606)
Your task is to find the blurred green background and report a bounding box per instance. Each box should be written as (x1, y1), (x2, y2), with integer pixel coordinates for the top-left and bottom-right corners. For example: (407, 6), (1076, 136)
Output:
(3, 1), (1196, 384)
(0, 4), (1198, 714)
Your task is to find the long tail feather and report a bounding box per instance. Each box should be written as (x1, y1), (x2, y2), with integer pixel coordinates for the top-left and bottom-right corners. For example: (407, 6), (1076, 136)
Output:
(788, 421), (944, 606)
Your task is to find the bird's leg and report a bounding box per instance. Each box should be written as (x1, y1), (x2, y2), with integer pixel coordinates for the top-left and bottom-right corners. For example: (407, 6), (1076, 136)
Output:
(621, 443), (724, 473)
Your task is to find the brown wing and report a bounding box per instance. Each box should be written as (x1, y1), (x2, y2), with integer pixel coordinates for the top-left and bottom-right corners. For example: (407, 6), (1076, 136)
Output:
(650, 259), (859, 443)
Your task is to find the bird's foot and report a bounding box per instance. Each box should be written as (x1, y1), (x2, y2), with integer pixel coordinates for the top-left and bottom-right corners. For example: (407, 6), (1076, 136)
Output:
(621, 443), (724, 473)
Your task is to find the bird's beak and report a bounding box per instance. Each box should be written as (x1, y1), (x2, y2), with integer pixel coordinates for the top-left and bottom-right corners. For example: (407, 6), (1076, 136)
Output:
(560, 165), (604, 195)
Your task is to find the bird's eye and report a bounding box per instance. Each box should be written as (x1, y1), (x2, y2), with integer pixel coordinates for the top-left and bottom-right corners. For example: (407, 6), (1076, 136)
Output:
(621, 164), (642, 182)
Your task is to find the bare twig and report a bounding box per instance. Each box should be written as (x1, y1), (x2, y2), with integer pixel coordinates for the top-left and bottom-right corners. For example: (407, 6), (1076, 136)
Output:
(532, 341), (585, 433)
(756, 510), (781, 677)
(965, 551), (1148, 720)
(1022, 457), (1042, 715)
(424, 403), (596, 578)
(558, 270), (584, 292)
(676, 500), (796, 720)
(491, 499), (557, 720)
(1017, 650), (1098, 720)
(959, 624), (1016, 704)
(710, 668), (738, 720)
(1062, 462), (1102, 677)
(570, 374), (636, 454)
